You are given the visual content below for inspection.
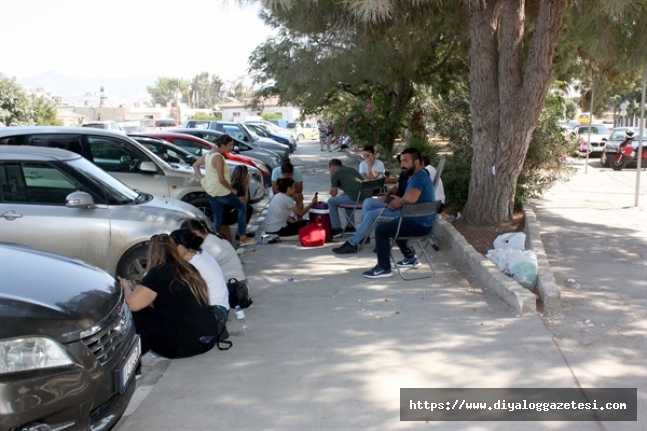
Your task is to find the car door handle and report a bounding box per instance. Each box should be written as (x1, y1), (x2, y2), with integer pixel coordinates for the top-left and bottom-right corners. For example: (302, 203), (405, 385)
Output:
(0, 210), (24, 220)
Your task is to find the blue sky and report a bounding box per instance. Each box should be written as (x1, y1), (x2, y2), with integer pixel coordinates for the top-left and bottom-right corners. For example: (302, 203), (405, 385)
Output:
(0, 0), (274, 83)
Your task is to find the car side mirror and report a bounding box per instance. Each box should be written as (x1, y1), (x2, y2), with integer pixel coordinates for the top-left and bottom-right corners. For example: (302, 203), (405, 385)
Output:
(66, 191), (95, 208)
(139, 161), (157, 173)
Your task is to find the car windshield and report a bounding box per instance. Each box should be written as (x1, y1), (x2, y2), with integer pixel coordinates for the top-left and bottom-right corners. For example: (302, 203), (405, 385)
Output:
(579, 125), (609, 135)
(66, 157), (139, 204)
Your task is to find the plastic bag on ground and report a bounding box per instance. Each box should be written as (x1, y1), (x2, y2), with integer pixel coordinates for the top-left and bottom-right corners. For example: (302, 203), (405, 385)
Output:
(486, 248), (538, 289)
(493, 232), (526, 250)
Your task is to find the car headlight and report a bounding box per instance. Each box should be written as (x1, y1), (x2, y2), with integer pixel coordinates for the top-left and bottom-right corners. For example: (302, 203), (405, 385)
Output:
(249, 169), (262, 183)
(0, 336), (73, 374)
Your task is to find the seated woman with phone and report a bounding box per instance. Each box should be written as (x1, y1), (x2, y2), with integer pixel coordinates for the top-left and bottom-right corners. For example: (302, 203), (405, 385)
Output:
(264, 178), (318, 237)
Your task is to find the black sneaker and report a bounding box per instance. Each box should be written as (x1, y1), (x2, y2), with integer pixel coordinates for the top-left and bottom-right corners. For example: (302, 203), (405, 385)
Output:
(332, 241), (358, 254)
(331, 227), (344, 238)
(344, 225), (356, 233)
(362, 265), (393, 279)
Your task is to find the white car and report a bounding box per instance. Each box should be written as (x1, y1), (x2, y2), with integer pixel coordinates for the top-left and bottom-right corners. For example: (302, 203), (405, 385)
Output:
(0, 126), (228, 218)
(0, 145), (210, 280)
(572, 124), (610, 154)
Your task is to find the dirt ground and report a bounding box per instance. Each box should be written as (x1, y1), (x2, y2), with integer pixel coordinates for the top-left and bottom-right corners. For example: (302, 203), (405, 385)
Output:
(451, 212), (526, 255)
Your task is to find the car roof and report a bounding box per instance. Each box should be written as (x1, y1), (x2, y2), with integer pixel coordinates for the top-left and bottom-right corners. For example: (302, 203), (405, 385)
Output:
(132, 131), (214, 143)
(0, 126), (131, 139)
(0, 145), (82, 162)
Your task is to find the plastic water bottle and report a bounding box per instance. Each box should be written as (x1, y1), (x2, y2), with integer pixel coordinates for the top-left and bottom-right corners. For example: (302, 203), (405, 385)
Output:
(234, 306), (248, 331)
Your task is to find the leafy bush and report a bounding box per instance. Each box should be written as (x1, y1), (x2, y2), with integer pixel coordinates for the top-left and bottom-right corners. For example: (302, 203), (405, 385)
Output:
(429, 84), (575, 211)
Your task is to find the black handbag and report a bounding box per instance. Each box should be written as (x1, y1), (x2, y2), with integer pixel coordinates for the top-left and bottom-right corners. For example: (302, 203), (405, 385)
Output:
(227, 278), (253, 309)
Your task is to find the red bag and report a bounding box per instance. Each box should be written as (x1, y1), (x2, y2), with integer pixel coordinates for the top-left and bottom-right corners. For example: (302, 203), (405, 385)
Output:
(310, 202), (333, 242)
(299, 217), (326, 247)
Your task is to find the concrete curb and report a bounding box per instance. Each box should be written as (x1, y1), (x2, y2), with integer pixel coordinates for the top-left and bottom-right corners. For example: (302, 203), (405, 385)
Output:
(436, 218), (537, 316)
(523, 205), (562, 316)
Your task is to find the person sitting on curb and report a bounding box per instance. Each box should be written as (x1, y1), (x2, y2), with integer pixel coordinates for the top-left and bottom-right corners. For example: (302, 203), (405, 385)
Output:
(327, 158), (371, 237)
(117, 234), (219, 358)
(332, 167), (408, 254)
(359, 145), (385, 180)
(170, 229), (230, 321)
(363, 148), (436, 278)
(271, 162), (304, 210)
(181, 219), (251, 294)
(264, 178), (318, 237)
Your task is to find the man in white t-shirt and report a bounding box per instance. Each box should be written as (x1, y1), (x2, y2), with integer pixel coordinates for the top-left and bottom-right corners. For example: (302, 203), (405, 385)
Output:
(359, 145), (385, 180)
(421, 155), (445, 204)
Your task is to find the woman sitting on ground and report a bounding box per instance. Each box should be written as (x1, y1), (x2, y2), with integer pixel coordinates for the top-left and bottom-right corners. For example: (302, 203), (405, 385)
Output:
(117, 234), (219, 359)
(170, 229), (230, 319)
(264, 178), (318, 237)
(181, 219), (249, 290)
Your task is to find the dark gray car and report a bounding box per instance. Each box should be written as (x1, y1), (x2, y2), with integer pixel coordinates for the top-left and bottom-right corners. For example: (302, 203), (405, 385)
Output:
(169, 127), (286, 168)
(181, 121), (291, 162)
(0, 242), (140, 431)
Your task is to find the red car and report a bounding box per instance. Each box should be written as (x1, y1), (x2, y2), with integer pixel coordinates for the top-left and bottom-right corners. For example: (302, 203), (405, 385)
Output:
(130, 131), (271, 186)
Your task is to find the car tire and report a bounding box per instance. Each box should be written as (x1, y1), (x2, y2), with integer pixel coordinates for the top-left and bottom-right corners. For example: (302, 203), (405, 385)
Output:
(186, 195), (213, 221)
(297, 134), (305, 141)
(600, 152), (609, 167)
(611, 156), (628, 171)
(117, 244), (149, 281)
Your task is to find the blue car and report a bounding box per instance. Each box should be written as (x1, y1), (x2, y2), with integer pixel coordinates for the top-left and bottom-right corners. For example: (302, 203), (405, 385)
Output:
(245, 122), (297, 153)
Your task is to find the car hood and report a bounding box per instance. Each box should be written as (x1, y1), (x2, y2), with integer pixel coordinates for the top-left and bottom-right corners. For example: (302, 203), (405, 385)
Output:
(0, 243), (120, 341)
(256, 137), (290, 150)
(139, 193), (210, 223)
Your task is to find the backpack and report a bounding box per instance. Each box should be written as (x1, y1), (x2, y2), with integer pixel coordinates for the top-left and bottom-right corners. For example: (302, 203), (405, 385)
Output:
(227, 278), (253, 309)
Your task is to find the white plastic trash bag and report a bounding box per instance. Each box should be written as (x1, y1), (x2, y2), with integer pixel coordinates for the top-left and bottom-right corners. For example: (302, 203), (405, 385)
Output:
(486, 248), (538, 289)
(493, 232), (526, 250)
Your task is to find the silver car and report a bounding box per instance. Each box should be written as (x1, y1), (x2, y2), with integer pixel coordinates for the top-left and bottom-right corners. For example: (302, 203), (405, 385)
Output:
(0, 145), (210, 280)
(0, 126), (234, 219)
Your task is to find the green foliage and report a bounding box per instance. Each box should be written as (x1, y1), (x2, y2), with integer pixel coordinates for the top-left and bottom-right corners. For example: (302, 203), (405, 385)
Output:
(189, 72), (224, 109)
(0, 74), (59, 126)
(189, 112), (220, 120)
(262, 112), (282, 120)
(428, 83), (473, 210)
(517, 99), (577, 208)
(430, 84), (575, 210)
(328, 93), (404, 154)
(147, 77), (190, 106)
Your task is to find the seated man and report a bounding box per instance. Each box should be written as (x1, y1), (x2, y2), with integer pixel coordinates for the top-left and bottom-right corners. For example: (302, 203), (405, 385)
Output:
(362, 148), (436, 278)
(272, 162), (304, 209)
(359, 145), (385, 180)
(422, 154), (445, 205)
(332, 169), (408, 254)
(327, 158), (371, 237)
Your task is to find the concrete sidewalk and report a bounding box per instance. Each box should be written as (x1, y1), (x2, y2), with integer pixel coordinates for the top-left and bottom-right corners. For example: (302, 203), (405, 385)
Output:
(115, 144), (645, 430)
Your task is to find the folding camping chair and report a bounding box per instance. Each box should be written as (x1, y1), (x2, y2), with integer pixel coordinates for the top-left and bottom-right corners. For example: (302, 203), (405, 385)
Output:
(388, 200), (443, 280)
(338, 177), (385, 237)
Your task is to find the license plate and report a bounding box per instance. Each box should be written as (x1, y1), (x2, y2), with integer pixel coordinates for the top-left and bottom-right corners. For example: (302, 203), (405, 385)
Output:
(116, 335), (141, 393)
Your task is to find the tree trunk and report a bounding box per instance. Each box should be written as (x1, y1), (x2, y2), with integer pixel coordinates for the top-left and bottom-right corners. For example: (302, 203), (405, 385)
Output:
(463, 0), (567, 224)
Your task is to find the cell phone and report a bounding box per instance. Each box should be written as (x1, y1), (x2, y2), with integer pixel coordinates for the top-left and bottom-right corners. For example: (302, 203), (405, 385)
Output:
(385, 195), (396, 204)
(315, 192), (318, 198)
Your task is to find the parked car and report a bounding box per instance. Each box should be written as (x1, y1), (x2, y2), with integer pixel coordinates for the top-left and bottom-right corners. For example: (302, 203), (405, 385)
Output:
(0, 242), (140, 431)
(572, 124), (610, 155)
(82, 120), (125, 133)
(137, 130), (274, 186)
(183, 120), (291, 159)
(0, 145), (209, 280)
(154, 118), (177, 128)
(0, 126), (218, 220)
(131, 134), (265, 203)
(169, 127), (284, 173)
(245, 121), (297, 152)
(287, 121), (319, 141)
(601, 127), (647, 167)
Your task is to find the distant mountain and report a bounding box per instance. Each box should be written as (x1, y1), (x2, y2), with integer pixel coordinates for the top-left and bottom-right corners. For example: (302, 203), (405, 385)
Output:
(17, 71), (156, 99)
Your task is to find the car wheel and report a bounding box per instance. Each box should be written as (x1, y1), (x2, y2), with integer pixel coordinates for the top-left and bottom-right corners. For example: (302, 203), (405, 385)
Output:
(600, 152), (609, 167)
(297, 134), (305, 141)
(186, 195), (213, 221)
(117, 244), (149, 281)
(611, 156), (628, 171)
